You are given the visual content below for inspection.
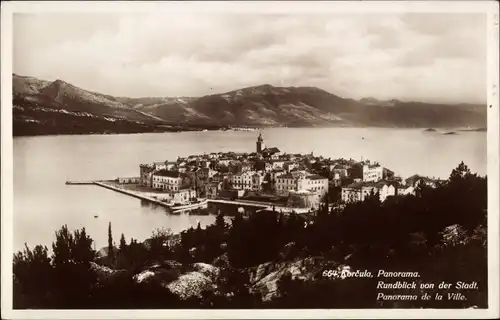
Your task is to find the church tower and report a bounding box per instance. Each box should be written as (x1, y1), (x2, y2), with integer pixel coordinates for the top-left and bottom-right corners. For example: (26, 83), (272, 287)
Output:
(256, 132), (265, 153)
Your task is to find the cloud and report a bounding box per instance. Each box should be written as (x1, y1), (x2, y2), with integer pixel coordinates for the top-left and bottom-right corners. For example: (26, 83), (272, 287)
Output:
(13, 12), (486, 103)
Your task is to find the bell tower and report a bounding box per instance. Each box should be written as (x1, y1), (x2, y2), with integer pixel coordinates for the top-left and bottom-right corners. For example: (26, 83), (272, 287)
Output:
(256, 132), (265, 153)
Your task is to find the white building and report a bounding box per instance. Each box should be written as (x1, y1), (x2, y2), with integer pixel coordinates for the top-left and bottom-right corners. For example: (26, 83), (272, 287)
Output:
(230, 171), (255, 190)
(363, 164), (384, 182)
(270, 160), (285, 170)
(398, 185), (415, 196)
(341, 181), (399, 203)
(276, 173), (328, 197)
(276, 173), (297, 196)
(297, 174), (329, 196)
(284, 162), (299, 172)
(153, 162), (167, 171)
(152, 170), (182, 191)
(378, 183), (398, 202)
(404, 174), (441, 188)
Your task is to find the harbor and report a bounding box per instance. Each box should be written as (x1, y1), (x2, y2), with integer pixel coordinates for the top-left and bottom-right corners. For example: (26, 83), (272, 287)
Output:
(64, 132), (430, 219)
(65, 178), (311, 217)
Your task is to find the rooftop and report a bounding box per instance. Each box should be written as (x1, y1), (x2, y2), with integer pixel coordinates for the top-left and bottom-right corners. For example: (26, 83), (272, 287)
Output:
(344, 180), (402, 189)
(154, 170), (181, 178)
(277, 173), (295, 179)
(263, 147), (281, 153)
(308, 174), (327, 180)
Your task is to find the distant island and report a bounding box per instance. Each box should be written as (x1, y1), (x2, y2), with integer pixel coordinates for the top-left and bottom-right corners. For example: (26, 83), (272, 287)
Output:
(12, 74), (487, 136)
(458, 127), (487, 132)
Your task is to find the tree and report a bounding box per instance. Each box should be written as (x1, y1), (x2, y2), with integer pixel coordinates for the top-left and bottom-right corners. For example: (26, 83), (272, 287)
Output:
(52, 224), (73, 267)
(50, 225), (97, 308)
(108, 222), (114, 265)
(449, 161), (472, 183)
(148, 228), (174, 262)
(119, 233), (127, 253)
(318, 193), (329, 218)
(13, 244), (54, 308)
(72, 227), (95, 265)
(116, 233), (130, 270)
(215, 211), (226, 231)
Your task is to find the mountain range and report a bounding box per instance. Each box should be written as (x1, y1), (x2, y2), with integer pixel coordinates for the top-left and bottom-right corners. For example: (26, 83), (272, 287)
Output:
(12, 74), (487, 136)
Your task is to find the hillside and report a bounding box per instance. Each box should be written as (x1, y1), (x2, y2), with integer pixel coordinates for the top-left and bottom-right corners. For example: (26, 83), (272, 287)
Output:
(12, 74), (214, 136)
(12, 74), (487, 136)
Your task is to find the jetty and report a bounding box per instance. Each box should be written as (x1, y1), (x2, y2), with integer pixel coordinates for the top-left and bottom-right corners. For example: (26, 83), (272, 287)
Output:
(67, 180), (309, 217)
(65, 180), (97, 185)
(93, 181), (172, 208)
(66, 180), (209, 212)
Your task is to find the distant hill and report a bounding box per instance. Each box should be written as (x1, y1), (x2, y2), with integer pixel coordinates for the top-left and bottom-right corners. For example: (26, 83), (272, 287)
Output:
(12, 74), (487, 136)
(12, 74), (211, 136)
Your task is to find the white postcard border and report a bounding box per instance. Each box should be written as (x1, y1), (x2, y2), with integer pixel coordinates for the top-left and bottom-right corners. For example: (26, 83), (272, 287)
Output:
(1, 1), (499, 319)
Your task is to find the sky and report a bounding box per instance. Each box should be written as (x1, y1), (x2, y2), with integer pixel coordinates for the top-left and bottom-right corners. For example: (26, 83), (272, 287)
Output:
(13, 12), (487, 104)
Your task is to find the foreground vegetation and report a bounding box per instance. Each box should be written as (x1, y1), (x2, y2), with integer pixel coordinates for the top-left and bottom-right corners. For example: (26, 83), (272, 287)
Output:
(13, 162), (487, 309)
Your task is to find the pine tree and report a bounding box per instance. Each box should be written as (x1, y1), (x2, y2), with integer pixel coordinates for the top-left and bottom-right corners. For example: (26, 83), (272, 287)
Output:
(449, 161), (471, 181)
(51, 224), (74, 267)
(72, 227), (94, 265)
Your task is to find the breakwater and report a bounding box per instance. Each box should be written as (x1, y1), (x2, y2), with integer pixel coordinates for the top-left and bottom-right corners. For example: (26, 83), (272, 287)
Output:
(65, 180), (98, 185)
(93, 181), (172, 209)
(67, 181), (308, 216)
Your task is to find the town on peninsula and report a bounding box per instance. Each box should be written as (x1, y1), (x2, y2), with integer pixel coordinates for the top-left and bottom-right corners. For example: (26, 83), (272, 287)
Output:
(73, 133), (444, 218)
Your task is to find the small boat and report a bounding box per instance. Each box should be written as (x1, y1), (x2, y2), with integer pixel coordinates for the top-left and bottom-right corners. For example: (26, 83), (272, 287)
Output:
(424, 128), (436, 132)
(94, 215), (99, 218)
(443, 131), (457, 135)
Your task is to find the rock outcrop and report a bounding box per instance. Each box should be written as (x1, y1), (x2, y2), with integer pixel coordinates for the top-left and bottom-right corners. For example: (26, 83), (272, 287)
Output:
(248, 257), (341, 301)
(158, 262), (222, 300)
(133, 259), (184, 285)
(167, 271), (216, 300)
(90, 262), (127, 282)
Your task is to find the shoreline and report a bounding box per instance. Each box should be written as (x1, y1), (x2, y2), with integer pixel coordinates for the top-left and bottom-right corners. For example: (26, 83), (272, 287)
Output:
(13, 125), (488, 138)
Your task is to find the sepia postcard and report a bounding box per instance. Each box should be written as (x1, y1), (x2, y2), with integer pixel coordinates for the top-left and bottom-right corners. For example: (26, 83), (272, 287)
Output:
(1, 1), (499, 319)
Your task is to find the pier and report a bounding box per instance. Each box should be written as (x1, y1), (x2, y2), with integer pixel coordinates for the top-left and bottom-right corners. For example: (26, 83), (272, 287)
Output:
(93, 181), (172, 209)
(67, 180), (311, 217)
(65, 180), (97, 185)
